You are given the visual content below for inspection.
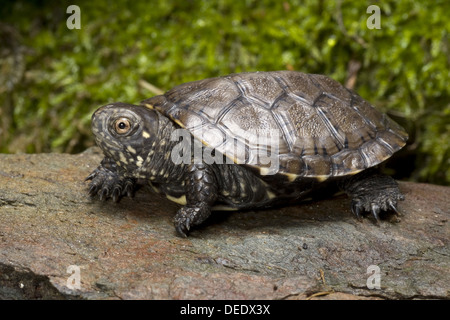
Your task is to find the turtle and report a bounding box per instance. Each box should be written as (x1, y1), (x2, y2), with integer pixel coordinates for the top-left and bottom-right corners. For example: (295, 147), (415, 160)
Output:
(86, 71), (408, 237)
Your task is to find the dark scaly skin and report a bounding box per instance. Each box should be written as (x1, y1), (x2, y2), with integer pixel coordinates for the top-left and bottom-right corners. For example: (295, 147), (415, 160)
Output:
(173, 163), (218, 236)
(338, 168), (404, 222)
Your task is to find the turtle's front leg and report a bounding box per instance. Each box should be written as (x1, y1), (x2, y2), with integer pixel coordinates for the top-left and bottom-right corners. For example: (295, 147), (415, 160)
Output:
(86, 157), (138, 203)
(174, 163), (218, 237)
(338, 168), (405, 222)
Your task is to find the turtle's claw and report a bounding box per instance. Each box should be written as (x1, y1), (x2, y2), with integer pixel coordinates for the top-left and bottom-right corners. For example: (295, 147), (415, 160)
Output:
(388, 199), (401, 216)
(86, 165), (138, 202)
(85, 172), (96, 182)
(112, 187), (122, 203)
(174, 204), (211, 237)
(371, 203), (381, 223)
(351, 201), (363, 220)
(88, 183), (99, 197)
(349, 190), (404, 224)
(124, 180), (136, 198)
(99, 188), (109, 201)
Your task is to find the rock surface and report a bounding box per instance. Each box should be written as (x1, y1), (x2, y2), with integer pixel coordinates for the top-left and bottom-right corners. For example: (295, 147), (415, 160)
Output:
(0, 148), (448, 300)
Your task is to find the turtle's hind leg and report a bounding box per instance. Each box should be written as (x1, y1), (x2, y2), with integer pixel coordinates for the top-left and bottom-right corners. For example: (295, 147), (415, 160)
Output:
(338, 169), (405, 222)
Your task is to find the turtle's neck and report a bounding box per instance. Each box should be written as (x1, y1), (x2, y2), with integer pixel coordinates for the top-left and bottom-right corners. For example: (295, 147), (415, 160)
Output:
(135, 112), (188, 184)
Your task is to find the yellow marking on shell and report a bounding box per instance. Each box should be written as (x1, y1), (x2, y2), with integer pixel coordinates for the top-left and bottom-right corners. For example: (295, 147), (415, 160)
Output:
(143, 103), (154, 109)
(259, 167), (271, 176)
(142, 131), (151, 139)
(127, 146), (137, 154)
(338, 168), (364, 177)
(171, 118), (186, 128)
(315, 175), (329, 182)
(285, 173), (298, 182)
(166, 194), (187, 205)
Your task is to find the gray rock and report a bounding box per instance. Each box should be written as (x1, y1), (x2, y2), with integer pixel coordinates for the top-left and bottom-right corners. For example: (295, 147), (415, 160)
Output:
(0, 148), (449, 299)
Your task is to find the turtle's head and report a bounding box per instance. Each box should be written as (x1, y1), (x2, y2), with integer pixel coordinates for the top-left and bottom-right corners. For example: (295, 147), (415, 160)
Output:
(91, 102), (159, 171)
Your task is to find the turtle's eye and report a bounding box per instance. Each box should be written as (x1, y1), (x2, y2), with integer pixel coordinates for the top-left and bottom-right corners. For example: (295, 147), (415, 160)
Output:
(114, 118), (132, 135)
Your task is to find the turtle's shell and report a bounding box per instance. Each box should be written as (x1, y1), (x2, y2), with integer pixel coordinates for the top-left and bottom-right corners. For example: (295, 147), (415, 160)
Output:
(142, 71), (408, 180)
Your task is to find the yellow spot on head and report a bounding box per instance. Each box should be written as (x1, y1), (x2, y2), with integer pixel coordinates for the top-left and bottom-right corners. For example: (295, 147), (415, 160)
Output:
(119, 153), (128, 165)
(127, 146), (137, 154)
(144, 103), (154, 109)
(143, 131), (150, 139)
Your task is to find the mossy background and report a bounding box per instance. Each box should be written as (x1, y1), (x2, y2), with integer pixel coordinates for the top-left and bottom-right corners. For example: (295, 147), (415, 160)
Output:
(0, 0), (449, 185)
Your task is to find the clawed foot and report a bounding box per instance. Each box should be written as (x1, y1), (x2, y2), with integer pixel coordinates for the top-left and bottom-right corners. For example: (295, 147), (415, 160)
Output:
(86, 166), (137, 203)
(174, 203), (211, 237)
(351, 191), (404, 223)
